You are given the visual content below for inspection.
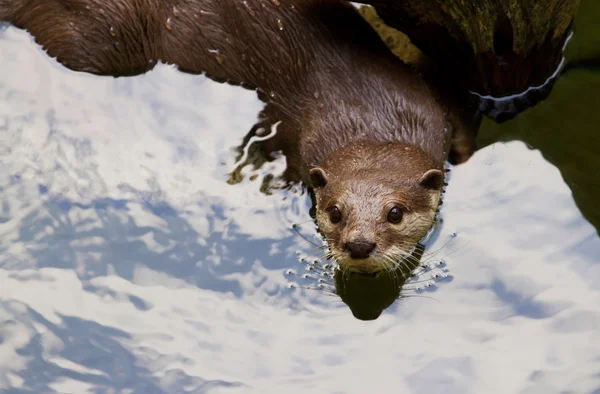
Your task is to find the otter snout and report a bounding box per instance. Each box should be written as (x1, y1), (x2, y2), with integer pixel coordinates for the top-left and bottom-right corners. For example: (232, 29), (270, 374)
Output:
(344, 241), (376, 259)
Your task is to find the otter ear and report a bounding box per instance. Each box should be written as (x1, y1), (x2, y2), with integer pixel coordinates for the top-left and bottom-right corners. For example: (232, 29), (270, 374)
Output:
(418, 169), (445, 190)
(309, 167), (328, 188)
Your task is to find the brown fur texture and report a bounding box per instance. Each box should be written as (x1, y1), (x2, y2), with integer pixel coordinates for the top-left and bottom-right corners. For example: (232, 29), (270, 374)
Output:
(0, 0), (477, 272)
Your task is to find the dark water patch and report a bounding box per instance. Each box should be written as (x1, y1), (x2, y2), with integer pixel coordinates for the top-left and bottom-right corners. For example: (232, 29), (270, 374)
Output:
(142, 200), (178, 217)
(128, 295), (152, 311)
(37, 184), (48, 194)
(9, 192), (305, 303)
(490, 277), (559, 320)
(3, 303), (242, 394)
(54, 198), (129, 212)
(478, 69), (600, 235)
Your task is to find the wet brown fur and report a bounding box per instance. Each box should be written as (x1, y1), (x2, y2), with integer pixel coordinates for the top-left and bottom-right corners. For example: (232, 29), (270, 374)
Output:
(0, 0), (478, 272)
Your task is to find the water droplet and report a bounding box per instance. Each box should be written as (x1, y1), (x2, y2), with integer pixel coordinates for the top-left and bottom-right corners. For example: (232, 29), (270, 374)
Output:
(241, 53), (247, 61)
(313, 92), (319, 99)
(277, 19), (284, 30)
(271, 0), (281, 5)
(269, 91), (276, 98)
(165, 17), (173, 31)
(109, 26), (116, 36)
(172, 6), (179, 17)
(243, 1), (255, 16)
(208, 49), (223, 65)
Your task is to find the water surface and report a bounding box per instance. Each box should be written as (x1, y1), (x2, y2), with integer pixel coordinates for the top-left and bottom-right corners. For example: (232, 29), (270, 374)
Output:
(1, 6), (599, 394)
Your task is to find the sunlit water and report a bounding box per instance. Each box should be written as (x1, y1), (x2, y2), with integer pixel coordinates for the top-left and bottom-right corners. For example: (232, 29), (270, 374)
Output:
(1, 13), (600, 394)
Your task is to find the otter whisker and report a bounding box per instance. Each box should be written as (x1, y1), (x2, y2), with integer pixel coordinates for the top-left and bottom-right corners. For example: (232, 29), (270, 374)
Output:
(433, 239), (471, 260)
(295, 254), (337, 279)
(291, 219), (316, 228)
(419, 263), (449, 277)
(391, 256), (415, 276)
(292, 225), (328, 250)
(420, 237), (457, 258)
(404, 274), (450, 286)
(398, 250), (421, 265)
(378, 254), (393, 270)
(393, 240), (426, 248)
(304, 251), (335, 268)
(418, 243), (468, 270)
(299, 248), (331, 262)
(398, 254), (419, 272)
(399, 294), (440, 302)
(394, 249), (422, 272)
(395, 261), (415, 278)
(410, 260), (446, 275)
(286, 282), (337, 296)
(385, 254), (411, 276)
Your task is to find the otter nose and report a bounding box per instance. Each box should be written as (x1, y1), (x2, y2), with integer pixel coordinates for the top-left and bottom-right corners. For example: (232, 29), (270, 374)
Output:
(344, 241), (376, 259)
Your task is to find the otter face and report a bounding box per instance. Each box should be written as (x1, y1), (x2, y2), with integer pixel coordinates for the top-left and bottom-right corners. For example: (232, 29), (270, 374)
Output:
(310, 167), (443, 273)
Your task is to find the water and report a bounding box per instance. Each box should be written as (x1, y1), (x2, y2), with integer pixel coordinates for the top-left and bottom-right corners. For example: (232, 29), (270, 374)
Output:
(0, 3), (599, 393)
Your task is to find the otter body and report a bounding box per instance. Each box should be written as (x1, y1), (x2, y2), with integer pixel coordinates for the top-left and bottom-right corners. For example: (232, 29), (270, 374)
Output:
(1, 0), (472, 272)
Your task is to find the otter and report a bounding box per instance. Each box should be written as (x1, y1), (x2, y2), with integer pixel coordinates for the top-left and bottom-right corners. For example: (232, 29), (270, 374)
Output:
(0, 0), (478, 273)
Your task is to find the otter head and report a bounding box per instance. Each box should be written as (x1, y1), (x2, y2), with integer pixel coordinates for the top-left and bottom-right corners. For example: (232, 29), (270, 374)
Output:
(309, 144), (444, 273)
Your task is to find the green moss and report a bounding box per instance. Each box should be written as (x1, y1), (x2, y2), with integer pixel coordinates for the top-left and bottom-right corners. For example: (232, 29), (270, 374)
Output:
(566, 0), (600, 62)
(477, 70), (600, 233)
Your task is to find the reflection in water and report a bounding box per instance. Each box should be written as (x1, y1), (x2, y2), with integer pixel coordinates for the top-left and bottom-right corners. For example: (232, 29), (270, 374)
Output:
(470, 48), (567, 123)
(285, 193), (454, 320)
(333, 244), (451, 321)
(478, 68), (600, 235)
(476, 0), (600, 235)
(1, 5), (600, 394)
(288, 238), (450, 321)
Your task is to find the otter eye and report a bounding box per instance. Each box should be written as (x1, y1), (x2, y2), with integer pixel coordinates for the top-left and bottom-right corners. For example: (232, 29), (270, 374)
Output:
(328, 206), (342, 224)
(387, 206), (403, 224)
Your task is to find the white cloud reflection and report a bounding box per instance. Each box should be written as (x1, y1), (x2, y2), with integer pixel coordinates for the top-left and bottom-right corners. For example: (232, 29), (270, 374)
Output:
(1, 27), (600, 394)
